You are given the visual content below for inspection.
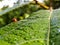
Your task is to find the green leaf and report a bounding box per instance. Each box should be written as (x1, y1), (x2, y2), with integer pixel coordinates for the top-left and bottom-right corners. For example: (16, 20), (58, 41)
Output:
(0, 1), (60, 45)
(0, 10), (50, 45)
(50, 9), (60, 45)
(0, 40), (11, 45)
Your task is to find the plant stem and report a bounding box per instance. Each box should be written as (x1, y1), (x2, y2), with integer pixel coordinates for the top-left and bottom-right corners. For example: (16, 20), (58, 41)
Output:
(49, 0), (53, 11)
(47, 0), (53, 45)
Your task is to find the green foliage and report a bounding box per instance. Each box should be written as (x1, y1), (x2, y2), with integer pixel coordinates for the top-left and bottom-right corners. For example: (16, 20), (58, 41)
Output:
(1, 6), (9, 10)
(0, 17), (5, 27)
(0, 10), (50, 45)
(0, 3), (43, 28)
(53, 0), (60, 9)
(50, 9), (60, 45)
(0, 1), (60, 45)
(44, 0), (60, 9)
(0, 40), (11, 45)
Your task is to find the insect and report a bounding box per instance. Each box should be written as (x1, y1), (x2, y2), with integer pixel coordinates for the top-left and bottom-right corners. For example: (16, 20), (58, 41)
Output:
(12, 18), (18, 22)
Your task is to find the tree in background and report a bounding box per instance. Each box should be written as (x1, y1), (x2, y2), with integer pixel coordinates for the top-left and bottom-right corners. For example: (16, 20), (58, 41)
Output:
(44, 0), (60, 9)
(1, 6), (9, 10)
(53, 0), (60, 9)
